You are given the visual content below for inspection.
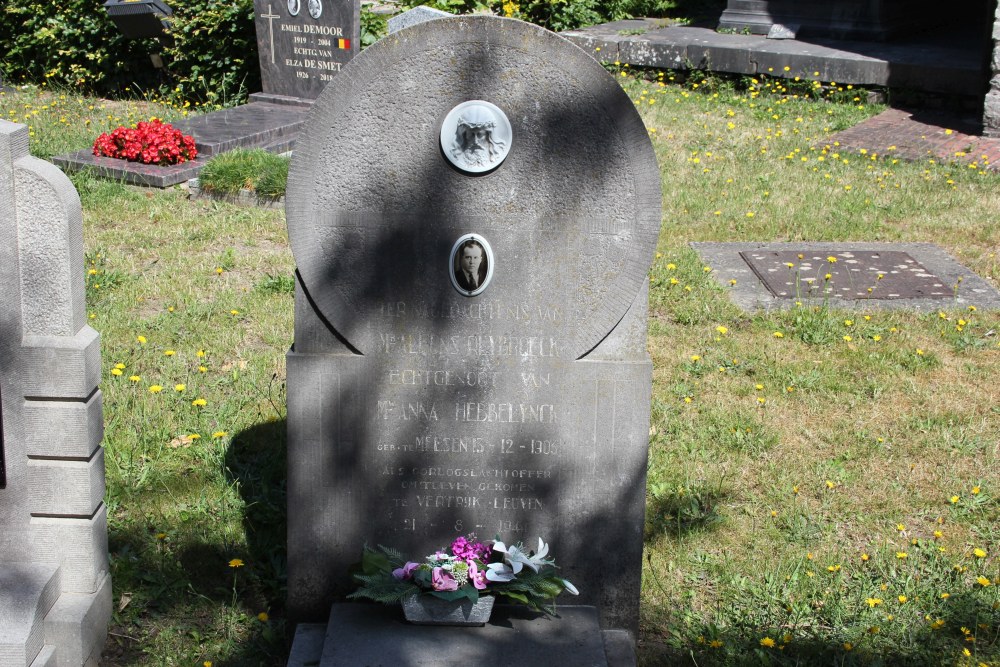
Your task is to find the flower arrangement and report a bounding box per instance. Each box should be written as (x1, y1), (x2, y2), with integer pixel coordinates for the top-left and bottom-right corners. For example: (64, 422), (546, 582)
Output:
(349, 535), (578, 613)
(93, 118), (197, 166)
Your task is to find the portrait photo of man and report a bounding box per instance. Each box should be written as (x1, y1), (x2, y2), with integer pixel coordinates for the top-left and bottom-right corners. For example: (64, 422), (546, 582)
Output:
(450, 235), (493, 296)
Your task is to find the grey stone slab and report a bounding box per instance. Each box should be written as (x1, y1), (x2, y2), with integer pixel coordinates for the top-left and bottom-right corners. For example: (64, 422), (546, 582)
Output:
(24, 392), (104, 459)
(51, 150), (208, 188)
(0, 563), (59, 667)
(171, 102), (309, 157)
(284, 15), (660, 641)
(302, 604), (620, 667)
(43, 572), (112, 667)
(253, 0), (359, 101)
(286, 623), (325, 667)
(692, 242), (1000, 312)
(561, 23), (984, 95)
(388, 6), (450, 34)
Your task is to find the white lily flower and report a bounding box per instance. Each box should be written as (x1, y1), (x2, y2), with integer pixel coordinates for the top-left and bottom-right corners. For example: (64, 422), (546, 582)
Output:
(485, 562), (516, 582)
(560, 578), (579, 595)
(504, 543), (536, 573)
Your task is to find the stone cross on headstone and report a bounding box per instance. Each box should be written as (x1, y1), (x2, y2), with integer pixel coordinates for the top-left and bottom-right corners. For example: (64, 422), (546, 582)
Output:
(284, 15), (661, 645)
(0, 120), (110, 666)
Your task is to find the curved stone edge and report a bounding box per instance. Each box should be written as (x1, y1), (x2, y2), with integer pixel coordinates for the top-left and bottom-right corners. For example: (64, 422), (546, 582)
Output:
(0, 120), (110, 666)
(286, 16), (663, 359)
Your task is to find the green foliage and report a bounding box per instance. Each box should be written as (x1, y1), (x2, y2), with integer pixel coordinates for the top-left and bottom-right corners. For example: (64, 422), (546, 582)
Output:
(161, 0), (259, 106)
(360, 8), (388, 48)
(198, 148), (289, 199)
(0, 0), (258, 105)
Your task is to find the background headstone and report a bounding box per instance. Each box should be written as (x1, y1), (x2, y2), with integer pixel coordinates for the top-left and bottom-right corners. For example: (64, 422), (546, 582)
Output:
(252, 0), (361, 104)
(387, 5), (450, 35)
(284, 16), (661, 638)
(0, 120), (110, 666)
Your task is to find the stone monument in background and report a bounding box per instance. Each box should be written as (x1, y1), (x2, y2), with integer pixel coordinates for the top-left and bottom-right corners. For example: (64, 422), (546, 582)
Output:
(0, 120), (110, 666)
(283, 13), (661, 653)
(251, 0), (360, 106)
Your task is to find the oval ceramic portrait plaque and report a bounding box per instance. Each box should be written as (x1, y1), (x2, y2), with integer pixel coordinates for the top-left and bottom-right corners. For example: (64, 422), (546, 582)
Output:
(449, 233), (494, 296)
(440, 100), (512, 174)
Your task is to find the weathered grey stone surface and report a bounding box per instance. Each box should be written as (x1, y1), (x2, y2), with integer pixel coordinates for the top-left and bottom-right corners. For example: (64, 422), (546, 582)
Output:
(692, 242), (1000, 312)
(563, 20), (985, 96)
(0, 120), (110, 666)
(285, 15), (660, 640)
(287, 604), (634, 667)
(983, 2), (1000, 136)
(387, 5), (450, 34)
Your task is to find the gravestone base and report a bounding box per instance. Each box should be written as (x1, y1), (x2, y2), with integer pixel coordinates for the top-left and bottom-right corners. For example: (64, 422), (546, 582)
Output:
(287, 604), (636, 667)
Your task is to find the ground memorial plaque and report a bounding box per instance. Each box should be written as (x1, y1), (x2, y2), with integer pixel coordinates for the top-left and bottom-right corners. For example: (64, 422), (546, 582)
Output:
(253, 0), (359, 104)
(285, 15), (662, 639)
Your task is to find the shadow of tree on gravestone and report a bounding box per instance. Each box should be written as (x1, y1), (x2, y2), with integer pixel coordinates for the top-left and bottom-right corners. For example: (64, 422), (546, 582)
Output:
(177, 30), (998, 667)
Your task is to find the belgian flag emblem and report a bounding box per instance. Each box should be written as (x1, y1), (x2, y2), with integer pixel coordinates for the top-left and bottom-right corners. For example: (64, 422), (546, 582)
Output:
(338, 38), (351, 49)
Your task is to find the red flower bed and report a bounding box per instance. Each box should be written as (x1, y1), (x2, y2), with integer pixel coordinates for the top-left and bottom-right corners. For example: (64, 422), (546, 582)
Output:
(93, 119), (197, 166)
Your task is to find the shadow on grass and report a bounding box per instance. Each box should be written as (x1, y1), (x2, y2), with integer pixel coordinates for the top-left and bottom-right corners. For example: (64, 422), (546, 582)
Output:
(644, 483), (726, 540)
(101, 419), (290, 666)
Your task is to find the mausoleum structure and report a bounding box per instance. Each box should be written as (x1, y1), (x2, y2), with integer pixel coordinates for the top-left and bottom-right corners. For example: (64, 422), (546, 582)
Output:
(0, 120), (110, 667)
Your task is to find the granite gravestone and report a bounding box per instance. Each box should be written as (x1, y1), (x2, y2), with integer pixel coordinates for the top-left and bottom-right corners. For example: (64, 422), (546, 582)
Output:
(285, 15), (661, 638)
(0, 120), (110, 666)
(252, 0), (360, 105)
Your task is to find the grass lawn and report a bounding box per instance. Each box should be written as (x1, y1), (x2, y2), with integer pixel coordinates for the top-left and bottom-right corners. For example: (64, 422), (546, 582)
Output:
(1, 68), (998, 666)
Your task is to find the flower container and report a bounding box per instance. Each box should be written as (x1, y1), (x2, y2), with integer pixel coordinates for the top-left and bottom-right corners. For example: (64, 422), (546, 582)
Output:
(402, 594), (495, 626)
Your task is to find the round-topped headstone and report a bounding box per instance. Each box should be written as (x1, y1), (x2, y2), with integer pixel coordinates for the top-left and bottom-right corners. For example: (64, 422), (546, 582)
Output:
(286, 15), (661, 359)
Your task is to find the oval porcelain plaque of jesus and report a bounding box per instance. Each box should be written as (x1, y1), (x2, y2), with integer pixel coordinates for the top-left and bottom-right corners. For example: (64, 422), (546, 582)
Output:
(450, 234), (494, 297)
(440, 101), (512, 174)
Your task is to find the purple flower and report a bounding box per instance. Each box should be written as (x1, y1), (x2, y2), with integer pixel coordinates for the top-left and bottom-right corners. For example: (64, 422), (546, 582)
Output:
(468, 561), (488, 590)
(431, 567), (459, 591)
(392, 562), (420, 580)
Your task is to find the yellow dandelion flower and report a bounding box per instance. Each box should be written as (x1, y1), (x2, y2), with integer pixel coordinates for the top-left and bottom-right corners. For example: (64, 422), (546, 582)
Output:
(861, 553), (870, 562)
(896, 552), (907, 560)
(760, 637), (776, 648)
(198, 365), (208, 373)
(898, 595), (907, 603)
(866, 597), (883, 607)
(971, 486), (980, 495)
(257, 612), (269, 622)
(229, 558), (244, 568)
(111, 368), (123, 376)
(174, 384), (186, 392)
(164, 350), (176, 357)
(149, 385), (163, 393)
(973, 548), (987, 558)
(192, 398), (207, 407)
(977, 576), (990, 587)
(773, 331), (784, 338)
(716, 325), (728, 335)
(950, 495), (960, 504)
(212, 431), (227, 439)
(129, 375), (141, 382)
(137, 335), (147, 344)
(197, 350), (206, 358)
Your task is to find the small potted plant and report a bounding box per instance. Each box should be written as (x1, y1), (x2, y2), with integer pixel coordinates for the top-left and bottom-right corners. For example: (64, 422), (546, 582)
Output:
(349, 535), (578, 625)
(92, 118), (197, 166)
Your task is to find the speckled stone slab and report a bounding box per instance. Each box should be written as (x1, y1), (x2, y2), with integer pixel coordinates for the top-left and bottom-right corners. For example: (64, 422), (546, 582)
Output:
(692, 242), (1000, 311)
(287, 604), (633, 667)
